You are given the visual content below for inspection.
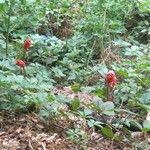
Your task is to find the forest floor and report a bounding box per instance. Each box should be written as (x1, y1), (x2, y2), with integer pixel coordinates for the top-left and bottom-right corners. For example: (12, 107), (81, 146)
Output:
(0, 112), (133, 150)
(0, 87), (149, 150)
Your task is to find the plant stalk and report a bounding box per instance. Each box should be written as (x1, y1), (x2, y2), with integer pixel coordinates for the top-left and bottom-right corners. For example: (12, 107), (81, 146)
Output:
(5, 2), (12, 57)
(107, 86), (114, 102)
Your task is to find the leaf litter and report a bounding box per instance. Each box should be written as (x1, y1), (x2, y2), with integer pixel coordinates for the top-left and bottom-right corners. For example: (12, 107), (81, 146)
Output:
(0, 87), (150, 150)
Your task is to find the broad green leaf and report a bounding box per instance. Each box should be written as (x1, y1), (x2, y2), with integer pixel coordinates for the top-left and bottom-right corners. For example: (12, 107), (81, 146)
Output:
(94, 88), (106, 99)
(143, 120), (150, 131)
(87, 119), (95, 128)
(0, 3), (5, 13)
(52, 67), (66, 77)
(93, 97), (103, 107)
(102, 101), (115, 116)
(84, 108), (93, 116)
(103, 101), (114, 110)
(71, 83), (81, 92)
(47, 95), (55, 103)
(71, 99), (80, 111)
(87, 119), (104, 128)
(129, 120), (143, 131)
(98, 65), (108, 77)
(113, 39), (131, 47)
(101, 126), (114, 138)
(140, 92), (150, 104)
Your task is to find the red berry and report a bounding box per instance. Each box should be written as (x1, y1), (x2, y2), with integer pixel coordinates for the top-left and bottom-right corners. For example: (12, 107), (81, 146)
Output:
(106, 71), (117, 88)
(24, 38), (32, 50)
(16, 59), (26, 68)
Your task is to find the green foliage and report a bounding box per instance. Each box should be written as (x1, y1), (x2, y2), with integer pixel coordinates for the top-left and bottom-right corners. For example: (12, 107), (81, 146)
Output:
(92, 97), (115, 115)
(71, 98), (80, 111)
(66, 128), (89, 148)
(101, 126), (114, 139)
(0, 0), (150, 147)
(71, 83), (81, 92)
(138, 0), (150, 12)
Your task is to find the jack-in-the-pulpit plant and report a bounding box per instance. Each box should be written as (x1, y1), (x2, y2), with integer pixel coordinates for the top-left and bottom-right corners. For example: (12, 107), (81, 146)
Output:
(105, 71), (117, 101)
(23, 38), (32, 51)
(16, 59), (26, 76)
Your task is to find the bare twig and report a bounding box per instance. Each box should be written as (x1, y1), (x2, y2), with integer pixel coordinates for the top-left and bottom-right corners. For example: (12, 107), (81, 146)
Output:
(28, 140), (34, 150)
(41, 142), (47, 150)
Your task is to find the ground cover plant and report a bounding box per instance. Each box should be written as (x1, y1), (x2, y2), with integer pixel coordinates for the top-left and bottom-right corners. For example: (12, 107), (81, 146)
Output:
(0, 0), (150, 149)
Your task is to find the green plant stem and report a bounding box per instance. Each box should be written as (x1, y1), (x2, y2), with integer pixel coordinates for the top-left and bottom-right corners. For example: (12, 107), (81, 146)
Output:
(86, 39), (96, 67)
(5, 2), (12, 57)
(107, 86), (114, 101)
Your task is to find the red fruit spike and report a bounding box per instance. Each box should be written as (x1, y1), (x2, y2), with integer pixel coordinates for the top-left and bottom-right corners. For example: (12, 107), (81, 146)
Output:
(106, 70), (117, 88)
(16, 59), (26, 68)
(23, 38), (32, 50)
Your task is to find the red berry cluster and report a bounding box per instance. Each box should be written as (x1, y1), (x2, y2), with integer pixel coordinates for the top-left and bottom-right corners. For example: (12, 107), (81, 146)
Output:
(105, 70), (117, 88)
(24, 38), (32, 51)
(16, 59), (26, 68)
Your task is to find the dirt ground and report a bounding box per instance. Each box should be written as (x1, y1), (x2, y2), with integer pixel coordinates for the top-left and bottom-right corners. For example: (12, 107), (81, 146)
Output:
(0, 111), (149, 150)
(0, 87), (149, 150)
